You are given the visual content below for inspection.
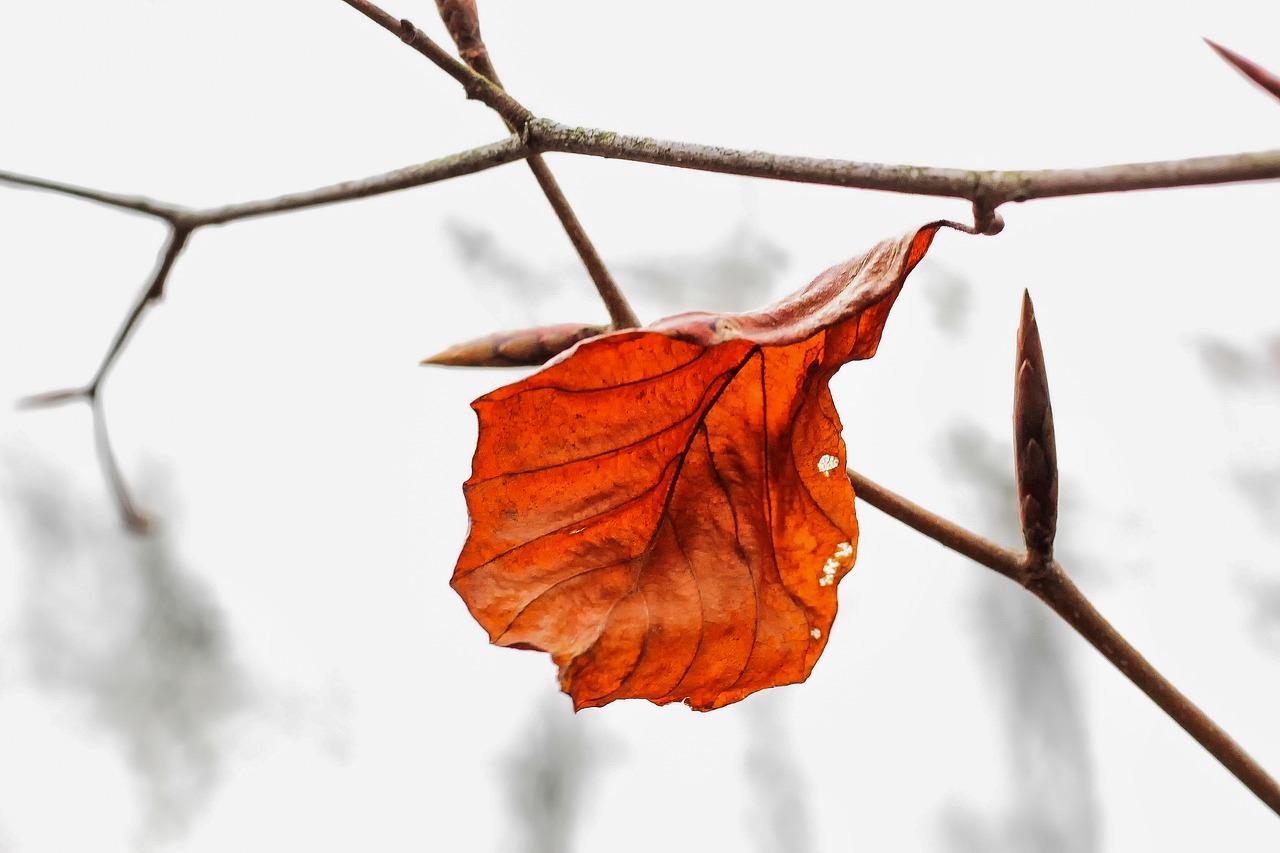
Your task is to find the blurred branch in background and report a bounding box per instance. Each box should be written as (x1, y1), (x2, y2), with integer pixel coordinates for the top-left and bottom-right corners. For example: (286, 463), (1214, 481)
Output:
(938, 425), (1100, 853)
(616, 223), (786, 316)
(1, 454), (248, 844)
(1196, 333), (1280, 654)
(743, 695), (813, 853)
(500, 696), (613, 853)
(444, 217), (788, 325)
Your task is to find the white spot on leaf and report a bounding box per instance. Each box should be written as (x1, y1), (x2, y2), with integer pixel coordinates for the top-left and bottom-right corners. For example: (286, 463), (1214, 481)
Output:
(817, 542), (855, 587)
(816, 454), (840, 477)
(810, 628), (822, 640)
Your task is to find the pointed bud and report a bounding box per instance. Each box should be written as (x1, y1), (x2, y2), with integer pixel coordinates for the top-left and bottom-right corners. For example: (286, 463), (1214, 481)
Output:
(17, 387), (89, 409)
(1205, 39), (1280, 104)
(1014, 291), (1058, 558)
(422, 323), (608, 368)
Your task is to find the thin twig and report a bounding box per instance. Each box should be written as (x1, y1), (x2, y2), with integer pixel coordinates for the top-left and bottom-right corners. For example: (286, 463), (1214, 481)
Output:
(434, 2), (639, 329)
(89, 227), (191, 392)
(847, 468), (1019, 581)
(846, 466), (1280, 818)
(519, 156), (640, 328)
(0, 169), (191, 222)
(9, 134), (1280, 238)
(192, 137), (527, 226)
(8, 58), (1280, 531)
(337, 0), (530, 128)
(344, 0), (640, 328)
(21, 226), (191, 531)
(92, 397), (151, 533)
(1029, 559), (1280, 818)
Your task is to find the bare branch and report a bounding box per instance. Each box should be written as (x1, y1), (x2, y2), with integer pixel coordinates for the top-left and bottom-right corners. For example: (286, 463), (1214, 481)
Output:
(530, 120), (1280, 203)
(431, 0), (638, 330)
(847, 468), (1021, 581)
(0, 169), (190, 223)
(191, 136), (527, 226)
(18, 227), (189, 530)
(10, 132), (1280, 246)
(92, 398), (152, 534)
(847, 466), (1280, 818)
(88, 227), (192, 393)
(520, 154), (640, 329)
(338, 0), (530, 129)
(342, 0), (639, 328)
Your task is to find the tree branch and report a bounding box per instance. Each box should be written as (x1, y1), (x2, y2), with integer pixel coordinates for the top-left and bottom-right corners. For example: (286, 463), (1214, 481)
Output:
(337, 0), (530, 129)
(8, 53), (1280, 532)
(340, 0), (641, 329)
(0, 169), (191, 222)
(191, 136), (527, 226)
(846, 466), (1280, 819)
(429, 0), (639, 329)
(89, 227), (192, 392)
(530, 120), (1280, 202)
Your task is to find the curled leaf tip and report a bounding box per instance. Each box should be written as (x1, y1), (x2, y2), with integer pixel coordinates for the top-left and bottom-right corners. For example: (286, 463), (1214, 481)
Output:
(1013, 290), (1058, 558)
(1205, 38), (1280, 104)
(422, 323), (608, 368)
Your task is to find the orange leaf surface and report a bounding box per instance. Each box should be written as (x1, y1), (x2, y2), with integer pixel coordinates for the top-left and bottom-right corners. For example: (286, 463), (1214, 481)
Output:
(452, 223), (947, 710)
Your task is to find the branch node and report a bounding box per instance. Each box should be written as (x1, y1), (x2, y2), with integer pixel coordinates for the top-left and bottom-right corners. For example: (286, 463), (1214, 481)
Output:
(972, 199), (1005, 235)
(398, 17), (416, 44)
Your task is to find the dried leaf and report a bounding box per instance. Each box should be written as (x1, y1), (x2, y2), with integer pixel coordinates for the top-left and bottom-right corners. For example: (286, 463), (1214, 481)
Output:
(1205, 39), (1280, 104)
(452, 223), (948, 710)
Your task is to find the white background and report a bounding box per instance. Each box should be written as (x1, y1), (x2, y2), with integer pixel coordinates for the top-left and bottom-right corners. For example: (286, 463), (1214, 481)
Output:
(2, 1), (1279, 851)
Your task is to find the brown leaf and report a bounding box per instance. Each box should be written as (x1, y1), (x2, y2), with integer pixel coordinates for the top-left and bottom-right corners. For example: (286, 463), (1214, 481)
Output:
(423, 323), (608, 367)
(1205, 39), (1280, 104)
(452, 223), (948, 710)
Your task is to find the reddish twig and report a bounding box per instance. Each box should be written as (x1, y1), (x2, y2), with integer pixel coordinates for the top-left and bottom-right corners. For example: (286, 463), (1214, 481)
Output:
(89, 227), (192, 392)
(341, 0), (640, 329)
(1, 139), (528, 228)
(1206, 39), (1280, 104)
